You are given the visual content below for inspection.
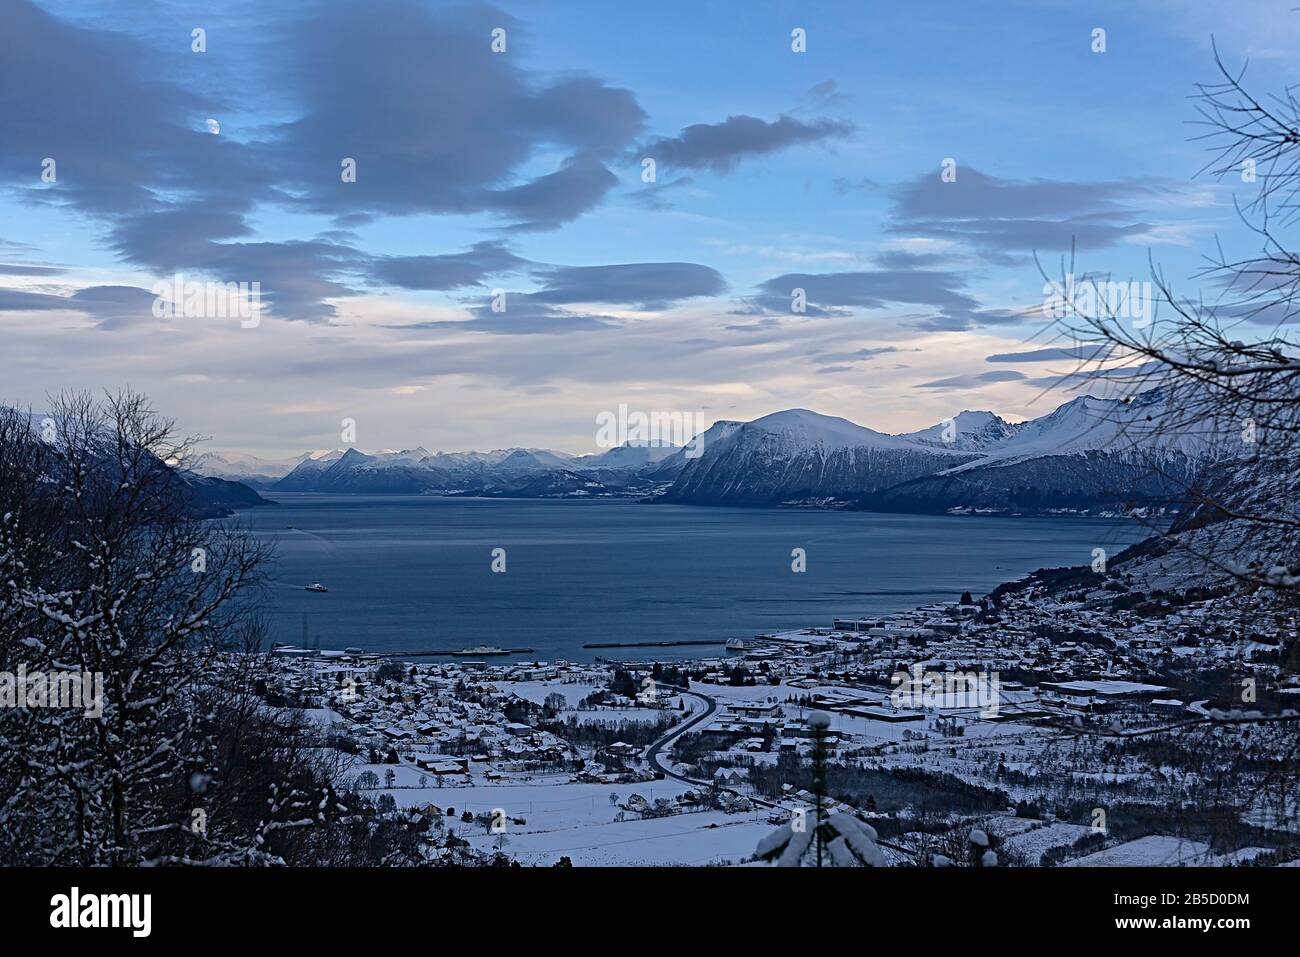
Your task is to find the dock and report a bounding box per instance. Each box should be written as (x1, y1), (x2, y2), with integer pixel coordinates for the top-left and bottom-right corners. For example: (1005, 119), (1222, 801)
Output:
(374, 648), (534, 658)
(582, 639), (725, 649)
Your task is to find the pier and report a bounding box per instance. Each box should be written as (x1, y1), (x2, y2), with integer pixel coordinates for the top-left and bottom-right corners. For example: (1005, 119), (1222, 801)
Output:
(375, 648), (535, 658)
(581, 639), (725, 649)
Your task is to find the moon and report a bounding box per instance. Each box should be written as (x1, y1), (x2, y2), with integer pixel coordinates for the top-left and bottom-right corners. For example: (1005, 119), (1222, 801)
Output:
(205, 118), (220, 135)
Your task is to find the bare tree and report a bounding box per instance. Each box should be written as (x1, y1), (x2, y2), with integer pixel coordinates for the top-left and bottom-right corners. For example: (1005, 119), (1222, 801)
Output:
(1040, 40), (1300, 606)
(0, 391), (429, 866)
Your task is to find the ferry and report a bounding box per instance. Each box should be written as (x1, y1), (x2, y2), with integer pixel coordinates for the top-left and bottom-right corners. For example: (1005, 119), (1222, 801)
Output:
(450, 644), (510, 657)
(725, 637), (750, 652)
(304, 582), (328, 593)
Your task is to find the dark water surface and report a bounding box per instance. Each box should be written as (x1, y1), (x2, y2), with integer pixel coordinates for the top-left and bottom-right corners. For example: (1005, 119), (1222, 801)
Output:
(241, 494), (1148, 661)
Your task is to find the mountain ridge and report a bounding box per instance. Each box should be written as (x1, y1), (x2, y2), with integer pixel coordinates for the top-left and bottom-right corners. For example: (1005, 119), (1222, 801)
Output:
(191, 391), (1230, 514)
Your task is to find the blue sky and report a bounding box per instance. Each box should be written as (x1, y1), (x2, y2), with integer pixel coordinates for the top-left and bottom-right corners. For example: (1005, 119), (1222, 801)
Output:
(1, 0), (1297, 455)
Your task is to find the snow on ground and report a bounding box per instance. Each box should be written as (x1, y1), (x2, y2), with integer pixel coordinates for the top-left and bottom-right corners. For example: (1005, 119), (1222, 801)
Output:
(497, 678), (688, 723)
(501, 680), (600, 707)
(994, 821), (1094, 863)
(1065, 835), (1217, 866)
(573, 705), (683, 725)
(357, 774), (773, 865)
(378, 777), (694, 817)
(300, 707), (345, 728)
(465, 808), (774, 866)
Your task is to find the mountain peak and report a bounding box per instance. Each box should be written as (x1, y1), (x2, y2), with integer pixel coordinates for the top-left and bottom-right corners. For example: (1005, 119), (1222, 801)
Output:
(747, 408), (905, 449)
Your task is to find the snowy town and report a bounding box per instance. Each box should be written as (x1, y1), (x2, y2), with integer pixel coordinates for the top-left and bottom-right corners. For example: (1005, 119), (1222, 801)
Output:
(252, 573), (1300, 868)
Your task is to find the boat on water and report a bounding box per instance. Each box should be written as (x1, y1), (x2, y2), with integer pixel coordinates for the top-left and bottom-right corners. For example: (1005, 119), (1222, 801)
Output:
(725, 637), (750, 651)
(450, 644), (510, 657)
(305, 582), (328, 593)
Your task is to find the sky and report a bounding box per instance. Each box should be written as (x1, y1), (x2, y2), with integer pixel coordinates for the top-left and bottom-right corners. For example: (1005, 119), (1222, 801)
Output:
(2, 0), (1298, 457)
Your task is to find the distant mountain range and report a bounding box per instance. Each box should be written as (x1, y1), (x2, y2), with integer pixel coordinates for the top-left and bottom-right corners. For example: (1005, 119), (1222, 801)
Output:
(192, 390), (1230, 515)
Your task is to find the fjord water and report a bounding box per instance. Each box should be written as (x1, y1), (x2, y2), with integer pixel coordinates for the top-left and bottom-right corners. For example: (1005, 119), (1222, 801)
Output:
(243, 494), (1149, 661)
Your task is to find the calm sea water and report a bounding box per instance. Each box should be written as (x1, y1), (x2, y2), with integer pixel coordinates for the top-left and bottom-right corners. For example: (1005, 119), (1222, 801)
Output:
(239, 494), (1148, 662)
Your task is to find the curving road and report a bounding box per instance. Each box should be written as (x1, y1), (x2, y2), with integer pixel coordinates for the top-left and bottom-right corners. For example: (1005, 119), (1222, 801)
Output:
(643, 685), (717, 784)
(640, 685), (917, 864)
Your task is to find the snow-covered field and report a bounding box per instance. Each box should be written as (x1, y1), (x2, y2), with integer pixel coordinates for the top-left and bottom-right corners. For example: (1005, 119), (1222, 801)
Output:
(1065, 835), (1217, 866)
(995, 821), (1093, 863)
(465, 807), (773, 866)
(361, 774), (771, 865)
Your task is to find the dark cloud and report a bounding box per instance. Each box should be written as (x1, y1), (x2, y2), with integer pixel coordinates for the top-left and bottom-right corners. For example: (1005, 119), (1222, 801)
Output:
(986, 345), (1114, 363)
(871, 250), (946, 270)
(387, 260), (726, 335)
(642, 114), (852, 173)
(482, 153), (621, 233)
(373, 243), (529, 291)
(888, 168), (1165, 257)
(0, 1), (655, 320)
(0, 283), (159, 329)
(916, 370), (1028, 390)
(394, 301), (618, 336)
(907, 306), (1033, 333)
(0, 0), (231, 218)
(743, 268), (980, 323)
(813, 346), (908, 365)
(263, 1), (642, 230)
(0, 263), (66, 276)
(528, 262), (725, 310)
(111, 215), (363, 323)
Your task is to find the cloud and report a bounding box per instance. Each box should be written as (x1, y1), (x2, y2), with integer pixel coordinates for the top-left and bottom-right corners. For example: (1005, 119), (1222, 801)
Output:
(887, 168), (1168, 258)
(907, 305), (1037, 333)
(916, 370), (1028, 390)
(0, 0), (652, 319)
(742, 267), (981, 323)
(800, 80), (851, 112)
(527, 262), (725, 310)
(394, 301), (619, 336)
(1024, 360), (1165, 390)
(0, 284), (160, 329)
(627, 175), (697, 211)
(110, 219), (364, 323)
(386, 260), (726, 334)
(642, 114), (852, 173)
(986, 345), (1114, 363)
(0, 263), (66, 276)
(261, 1), (644, 231)
(481, 153), (622, 233)
(812, 346), (909, 365)
(373, 242), (529, 291)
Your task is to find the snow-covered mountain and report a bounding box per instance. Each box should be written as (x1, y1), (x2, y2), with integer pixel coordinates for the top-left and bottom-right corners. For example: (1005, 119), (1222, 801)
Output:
(193, 390), (1231, 512)
(574, 439), (680, 470)
(655, 409), (980, 506)
(903, 410), (1024, 452)
(261, 441), (666, 496)
(952, 392), (1216, 469)
(660, 393), (1228, 512)
(190, 449), (341, 486)
(867, 391), (1227, 514)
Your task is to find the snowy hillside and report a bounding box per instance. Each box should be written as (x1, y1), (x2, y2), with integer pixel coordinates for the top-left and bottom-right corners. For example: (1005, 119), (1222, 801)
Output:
(904, 411), (1024, 453)
(193, 389), (1230, 513)
(656, 409), (979, 507)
